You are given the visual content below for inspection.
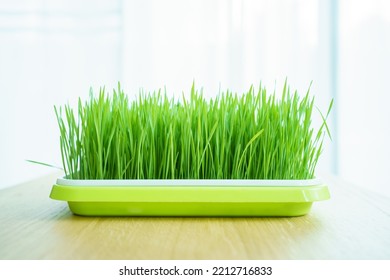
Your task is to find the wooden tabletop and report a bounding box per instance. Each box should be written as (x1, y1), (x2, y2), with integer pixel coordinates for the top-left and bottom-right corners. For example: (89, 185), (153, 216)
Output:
(1, 172), (389, 260)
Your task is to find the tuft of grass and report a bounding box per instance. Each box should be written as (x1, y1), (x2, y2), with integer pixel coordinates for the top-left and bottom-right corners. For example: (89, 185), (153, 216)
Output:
(55, 82), (332, 180)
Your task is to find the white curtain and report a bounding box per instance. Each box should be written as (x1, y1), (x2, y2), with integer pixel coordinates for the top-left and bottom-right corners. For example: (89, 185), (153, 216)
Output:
(338, 0), (390, 197)
(1, 0), (389, 197)
(0, 0), (123, 188)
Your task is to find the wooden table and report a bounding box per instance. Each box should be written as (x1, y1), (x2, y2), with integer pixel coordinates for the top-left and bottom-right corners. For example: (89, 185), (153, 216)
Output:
(1, 172), (389, 259)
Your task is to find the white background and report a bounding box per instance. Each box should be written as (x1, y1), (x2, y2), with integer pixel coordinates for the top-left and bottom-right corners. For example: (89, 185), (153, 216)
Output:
(0, 260), (389, 280)
(0, 0), (389, 197)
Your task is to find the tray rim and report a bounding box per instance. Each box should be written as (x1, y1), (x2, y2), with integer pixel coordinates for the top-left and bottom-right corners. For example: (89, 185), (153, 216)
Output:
(56, 176), (323, 187)
(50, 184), (330, 203)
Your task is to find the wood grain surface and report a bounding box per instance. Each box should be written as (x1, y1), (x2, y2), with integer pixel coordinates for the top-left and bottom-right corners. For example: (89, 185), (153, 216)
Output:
(1, 172), (389, 259)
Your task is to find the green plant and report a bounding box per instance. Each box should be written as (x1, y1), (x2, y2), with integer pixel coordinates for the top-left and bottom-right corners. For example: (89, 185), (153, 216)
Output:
(54, 82), (332, 180)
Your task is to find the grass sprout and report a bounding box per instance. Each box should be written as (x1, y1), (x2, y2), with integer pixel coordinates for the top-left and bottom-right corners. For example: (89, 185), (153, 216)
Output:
(55, 82), (332, 180)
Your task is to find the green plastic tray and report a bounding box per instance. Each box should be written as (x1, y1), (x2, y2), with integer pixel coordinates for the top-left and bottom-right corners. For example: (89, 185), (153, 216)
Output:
(50, 178), (330, 216)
